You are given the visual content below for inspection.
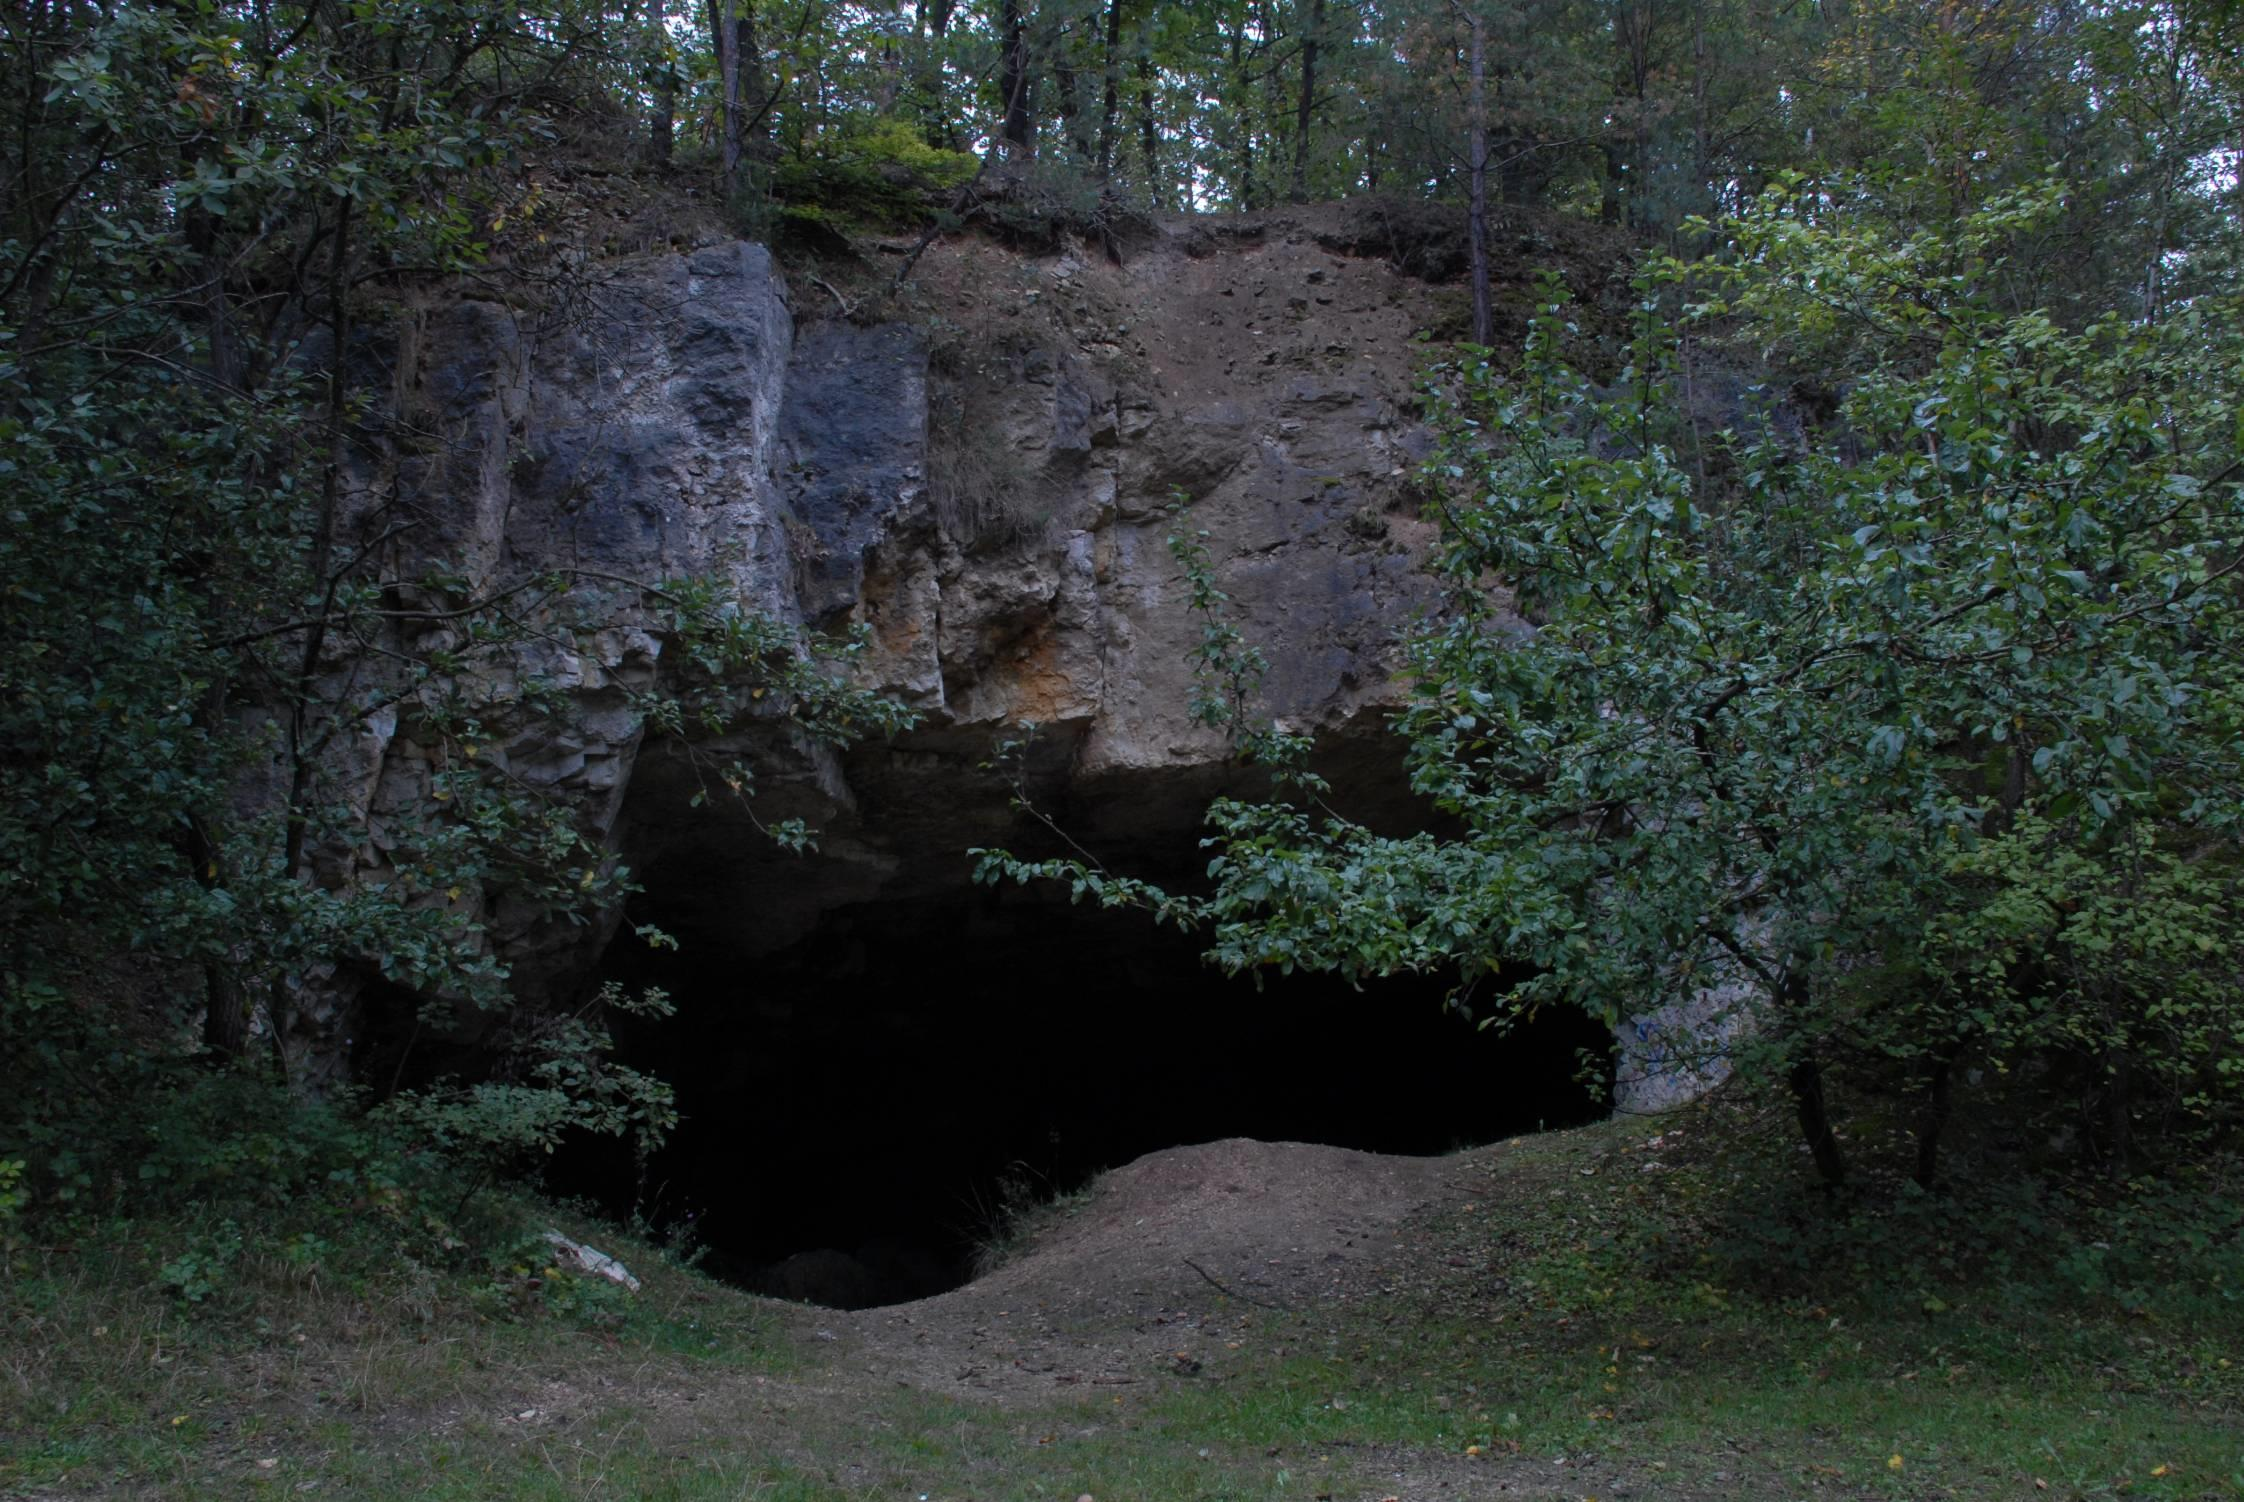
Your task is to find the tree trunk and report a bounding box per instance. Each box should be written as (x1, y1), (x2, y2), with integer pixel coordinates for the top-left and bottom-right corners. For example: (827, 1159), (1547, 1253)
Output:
(1617, 2), (1653, 233)
(1258, 0), (1286, 201)
(1464, 4), (1493, 345)
(1000, 0), (1036, 156)
(736, 3), (766, 147)
(1136, 49), (1158, 194)
(916, 0), (956, 146)
(1780, 972), (1847, 1186)
(1290, 0), (1322, 201)
(1057, 47), (1091, 165)
(648, 0), (675, 165)
(1097, 0), (1121, 178)
(202, 964), (251, 1058)
(1913, 1050), (1956, 1189)
(1789, 1054), (1848, 1188)
(1229, 17), (1254, 206)
(2143, 168), (2171, 323)
(184, 809), (250, 1059)
(262, 192), (357, 1089)
(1690, 1), (1710, 221)
(712, 0), (742, 196)
(2105, 1043), (2133, 1182)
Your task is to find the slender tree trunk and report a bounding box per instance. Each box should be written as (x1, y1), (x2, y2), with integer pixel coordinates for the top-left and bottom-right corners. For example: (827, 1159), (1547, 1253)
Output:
(1789, 1055), (1848, 1188)
(284, 194), (354, 893)
(648, 0), (675, 164)
(1229, 17), (1254, 206)
(712, 0), (741, 196)
(916, 0), (956, 146)
(874, 30), (902, 114)
(1463, 4), (1492, 345)
(267, 193), (356, 1087)
(1618, 2), (1653, 233)
(1258, 0), (1286, 199)
(1913, 1049), (1956, 1189)
(1690, 1), (1710, 220)
(2105, 1041), (2133, 1182)
(1097, 0), (1121, 178)
(1057, 47), (1089, 164)
(1780, 972), (1847, 1187)
(185, 807), (250, 1059)
(1000, 0), (1036, 156)
(182, 209), (242, 391)
(171, 50), (242, 392)
(737, 3), (766, 147)
(1290, 0), (1322, 200)
(1136, 49), (1158, 195)
(2143, 169), (2171, 323)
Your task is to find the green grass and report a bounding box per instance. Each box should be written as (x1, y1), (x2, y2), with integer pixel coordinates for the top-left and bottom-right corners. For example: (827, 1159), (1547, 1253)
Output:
(1146, 1100), (2244, 1501)
(5, 1105), (2241, 1500)
(0, 1206), (799, 1499)
(1145, 1308), (2242, 1498)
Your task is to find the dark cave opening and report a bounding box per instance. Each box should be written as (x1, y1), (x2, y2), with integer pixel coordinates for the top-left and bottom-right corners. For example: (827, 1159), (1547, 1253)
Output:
(553, 883), (1613, 1310)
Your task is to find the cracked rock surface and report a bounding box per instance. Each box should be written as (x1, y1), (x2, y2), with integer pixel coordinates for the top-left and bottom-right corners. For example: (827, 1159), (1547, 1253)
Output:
(302, 205), (1583, 1075)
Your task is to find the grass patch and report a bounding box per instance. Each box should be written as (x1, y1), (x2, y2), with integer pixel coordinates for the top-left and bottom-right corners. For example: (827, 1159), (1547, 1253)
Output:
(968, 1164), (1097, 1278)
(5, 1103), (2239, 1500)
(1156, 1101), (2244, 1500)
(0, 1205), (794, 1499)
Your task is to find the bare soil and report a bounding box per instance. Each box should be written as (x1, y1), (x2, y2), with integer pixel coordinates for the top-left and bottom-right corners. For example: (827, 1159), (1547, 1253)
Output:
(840, 1137), (1462, 1400)
(769, 1129), (1725, 1502)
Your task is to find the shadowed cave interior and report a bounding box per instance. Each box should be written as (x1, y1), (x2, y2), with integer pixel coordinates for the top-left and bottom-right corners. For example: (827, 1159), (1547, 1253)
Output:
(553, 872), (1616, 1311)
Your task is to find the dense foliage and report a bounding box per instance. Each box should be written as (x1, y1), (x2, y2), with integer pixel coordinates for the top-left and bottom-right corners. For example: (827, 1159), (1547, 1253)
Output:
(0, 0), (910, 1268)
(976, 6), (2244, 1188)
(670, 0), (2243, 274)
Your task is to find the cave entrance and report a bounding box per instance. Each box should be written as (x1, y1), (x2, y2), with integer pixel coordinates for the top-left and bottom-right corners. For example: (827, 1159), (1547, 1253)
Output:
(557, 885), (1612, 1310)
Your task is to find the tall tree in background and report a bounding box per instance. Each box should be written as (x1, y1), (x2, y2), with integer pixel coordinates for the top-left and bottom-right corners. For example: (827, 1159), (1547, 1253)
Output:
(999, 0), (1037, 155)
(915, 0), (960, 146)
(1290, 0), (1326, 199)
(1098, 0), (1125, 176)
(650, 0), (680, 164)
(1137, 23), (1161, 190)
(1459, 0), (1492, 343)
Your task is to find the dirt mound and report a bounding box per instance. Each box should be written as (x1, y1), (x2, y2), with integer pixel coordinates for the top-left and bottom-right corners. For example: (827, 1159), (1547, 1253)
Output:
(837, 1137), (1462, 1400)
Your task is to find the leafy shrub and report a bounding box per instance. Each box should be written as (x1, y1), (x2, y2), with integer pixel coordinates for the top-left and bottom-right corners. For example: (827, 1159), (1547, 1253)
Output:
(1918, 815), (2242, 1157)
(773, 118), (979, 230)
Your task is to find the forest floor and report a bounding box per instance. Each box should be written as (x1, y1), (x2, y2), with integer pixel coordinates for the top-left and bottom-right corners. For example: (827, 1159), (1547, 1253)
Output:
(4, 1096), (2242, 1501)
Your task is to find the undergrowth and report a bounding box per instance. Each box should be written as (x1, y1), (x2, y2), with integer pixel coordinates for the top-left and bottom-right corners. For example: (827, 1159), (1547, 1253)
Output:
(966, 1162), (1095, 1278)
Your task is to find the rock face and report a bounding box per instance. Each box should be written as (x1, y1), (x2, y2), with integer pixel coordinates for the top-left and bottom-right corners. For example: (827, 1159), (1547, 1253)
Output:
(304, 211), (1522, 1082)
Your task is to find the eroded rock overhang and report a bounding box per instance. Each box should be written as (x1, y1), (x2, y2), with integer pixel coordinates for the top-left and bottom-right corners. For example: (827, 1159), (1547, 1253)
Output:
(311, 218), (1467, 1060)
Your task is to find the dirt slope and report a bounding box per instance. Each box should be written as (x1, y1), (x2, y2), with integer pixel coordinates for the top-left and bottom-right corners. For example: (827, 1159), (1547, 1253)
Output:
(842, 1137), (1463, 1400)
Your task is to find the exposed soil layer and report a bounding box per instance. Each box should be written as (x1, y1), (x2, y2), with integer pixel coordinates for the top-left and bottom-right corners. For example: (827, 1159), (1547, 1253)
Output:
(769, 1128), (1757, 1501)
(846, 1136), (1463, 1395)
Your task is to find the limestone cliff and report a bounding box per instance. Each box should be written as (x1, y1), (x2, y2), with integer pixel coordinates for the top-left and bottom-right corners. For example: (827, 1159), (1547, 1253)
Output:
(301, 207), (1607, 1080)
